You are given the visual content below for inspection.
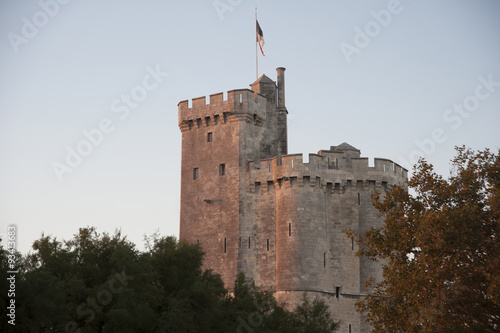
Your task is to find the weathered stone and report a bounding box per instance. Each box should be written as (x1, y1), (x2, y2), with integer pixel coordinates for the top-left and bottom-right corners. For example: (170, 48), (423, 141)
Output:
(178, 68), (407, 333)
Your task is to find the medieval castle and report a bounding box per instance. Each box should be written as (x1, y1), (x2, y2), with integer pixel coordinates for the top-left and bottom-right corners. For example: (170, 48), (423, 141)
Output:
(178, 68), (407, 332)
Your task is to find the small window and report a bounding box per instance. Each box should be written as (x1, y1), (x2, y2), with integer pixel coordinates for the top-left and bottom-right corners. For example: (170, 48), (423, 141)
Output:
(223, 113), (228, 123)
(207, 132), (213, 142)
(267, 239), (270, 251)
(219, 164), (225, 176)
(214, 115), (220, 124)
(196, 119), (202, 128)
(224, 237), (226, 253)
(205, 116), (211, 126)
(349, 324), (351, 333)
(188, 120), (193, 130)
(358, 193), (360, 205)
(248, 237), (251, 248)
(288, 223), (291, 236)
(193, 168), (199, 180)
(239, 237), (241, 248)
(352, 238), (354, 251)
(324, 253), (326, 267)
(336, 286), (340, 299)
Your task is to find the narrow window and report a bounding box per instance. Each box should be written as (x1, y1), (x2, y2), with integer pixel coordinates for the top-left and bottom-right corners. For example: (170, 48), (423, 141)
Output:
(267, 181), (274, 192)
(253, 114), (257, 124)
(267, 239), (270, 251)
(349, 324), (351, 333)
(214, 115), (220, 124)
(248, 237), (251, 248)
(205, 116), (211, 126)
(324, 253), (326, 267)
(336, 286), (340, 299)
(357, 193), (360, 205)
(193, 168), (199, 180)
(255, 182), (261, 193)
(207, 132), (213, 142)
(219, 163), (225, 176)
(188, 120), (193, 130)
(239, 237), (241, 248)
(223, 113), (228, 123)
(224, 237), (226, 253)
(288, 223), (291, 236)
(352, 238), (354, 251)
(197, 118), (202, 128)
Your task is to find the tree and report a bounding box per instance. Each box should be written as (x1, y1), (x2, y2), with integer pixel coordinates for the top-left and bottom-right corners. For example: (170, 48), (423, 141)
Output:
(282, 293), (340, 333)
(349, 147), (499, 332)
(230, 273), (339, 333)
(6, 227), (340, 332)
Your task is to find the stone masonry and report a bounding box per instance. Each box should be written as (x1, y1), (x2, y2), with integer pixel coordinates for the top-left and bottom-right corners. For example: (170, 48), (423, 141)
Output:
(178, 68), (407, 333)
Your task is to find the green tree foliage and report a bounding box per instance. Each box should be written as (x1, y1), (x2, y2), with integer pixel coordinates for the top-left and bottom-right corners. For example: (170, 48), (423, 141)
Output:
(2, 228), (339, 332)
(349, 147), (499, 332)
(281, 293), (340, 333)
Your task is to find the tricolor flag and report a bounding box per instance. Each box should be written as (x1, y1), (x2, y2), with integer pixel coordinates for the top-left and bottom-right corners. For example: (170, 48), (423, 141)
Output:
(256, 20), (265, 56)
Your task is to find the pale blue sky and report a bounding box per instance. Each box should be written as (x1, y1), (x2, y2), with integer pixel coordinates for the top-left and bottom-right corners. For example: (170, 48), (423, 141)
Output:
(1, 0), (499, 254)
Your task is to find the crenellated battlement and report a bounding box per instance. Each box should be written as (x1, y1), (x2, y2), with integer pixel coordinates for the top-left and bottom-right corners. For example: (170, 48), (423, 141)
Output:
(178, 89), (268, 131)
(249, 151), (407, 193)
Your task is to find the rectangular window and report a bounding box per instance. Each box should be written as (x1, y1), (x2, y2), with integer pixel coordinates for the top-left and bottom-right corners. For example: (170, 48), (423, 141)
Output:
(336, 286), (340, 299)
(219, 163), (225, 176)
(239, 237), (241, 248)
(358, 193), (360, 205)
(197, 118), (202, 128)
(224, 237), (226, 253)
(352, 238), (354, 251)
(207, 132), (213, 142)
(267, 239), (270, 251)
(223, 113), (228, 123)
(193, 168), (199, 180)
(248, 237), (251, 248)
(288, 223), (291, 236)
(324, 253), (326, 267)
(205, 116), (211, 126)
(214, 115), (220, 125)
(255, 182), (261, 194)
(349, 324), (351, 333)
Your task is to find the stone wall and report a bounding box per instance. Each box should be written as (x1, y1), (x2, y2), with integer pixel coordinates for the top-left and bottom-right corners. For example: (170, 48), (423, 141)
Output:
(178, 69), (407, 333)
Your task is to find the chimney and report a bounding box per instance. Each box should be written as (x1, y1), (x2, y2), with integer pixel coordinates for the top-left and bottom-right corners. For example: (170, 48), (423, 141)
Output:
(277, 67), (286, 109)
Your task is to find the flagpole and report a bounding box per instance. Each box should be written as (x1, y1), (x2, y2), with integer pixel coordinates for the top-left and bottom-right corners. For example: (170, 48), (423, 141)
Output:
(255, 6), (258, 80)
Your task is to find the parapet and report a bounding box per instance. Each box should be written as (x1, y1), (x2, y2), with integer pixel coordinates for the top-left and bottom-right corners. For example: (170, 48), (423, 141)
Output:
(178, 89), (268, 130)
(249, 149), (407, 192)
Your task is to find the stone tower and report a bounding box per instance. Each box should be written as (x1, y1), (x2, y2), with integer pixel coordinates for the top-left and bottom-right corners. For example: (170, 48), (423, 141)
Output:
(178, 68), (407, 333)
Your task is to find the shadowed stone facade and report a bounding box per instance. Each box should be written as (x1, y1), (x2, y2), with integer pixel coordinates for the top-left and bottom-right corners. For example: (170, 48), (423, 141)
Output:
(178, 68), (407, 332)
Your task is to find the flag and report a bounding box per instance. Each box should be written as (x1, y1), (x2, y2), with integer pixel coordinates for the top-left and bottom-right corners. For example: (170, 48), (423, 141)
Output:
(256, 20), (265, 56)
